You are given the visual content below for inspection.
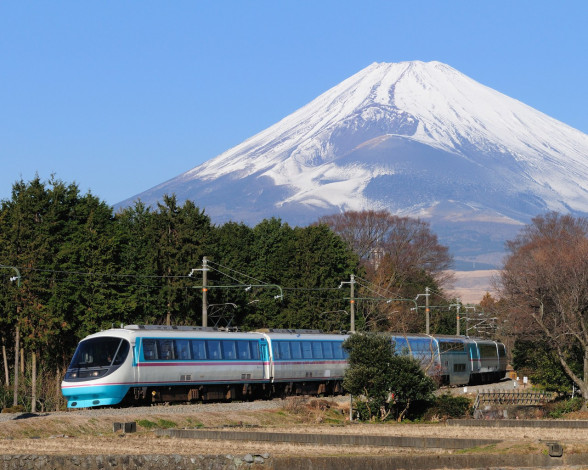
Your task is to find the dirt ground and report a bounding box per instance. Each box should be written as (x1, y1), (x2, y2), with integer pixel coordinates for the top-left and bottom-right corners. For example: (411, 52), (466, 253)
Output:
(2, 398), (588, 458)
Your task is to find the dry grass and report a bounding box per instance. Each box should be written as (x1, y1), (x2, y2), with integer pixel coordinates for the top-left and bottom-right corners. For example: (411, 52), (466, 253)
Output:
(1, 397), (588, 457)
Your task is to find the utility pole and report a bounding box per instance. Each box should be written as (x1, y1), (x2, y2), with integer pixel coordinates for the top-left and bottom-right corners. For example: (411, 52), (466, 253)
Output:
(449, 300), (462, 335)
(425, 287), (430, 335)
(202, 256), (208, 328)
(350, 274), (355, 333)
(13, 327), (19, 407)
(1, 265), (21, 408)
(464, 306), (476, 336)
(339, 275), (356, 332)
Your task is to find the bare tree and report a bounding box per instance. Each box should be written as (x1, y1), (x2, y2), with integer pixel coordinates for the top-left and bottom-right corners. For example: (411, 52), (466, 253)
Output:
(319, 210), (452, 289)
(499, 212), (588, 403)
(319, 210), (453, 332)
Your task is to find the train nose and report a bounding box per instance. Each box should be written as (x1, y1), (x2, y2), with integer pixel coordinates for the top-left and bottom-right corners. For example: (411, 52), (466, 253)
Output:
(61, 383), (130, 408)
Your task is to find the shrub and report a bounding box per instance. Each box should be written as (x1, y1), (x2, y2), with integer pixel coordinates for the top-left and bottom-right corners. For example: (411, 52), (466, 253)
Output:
(343, 333), (436, 422)
(548, 397), (583, 418)
(434, 393), (472, 418)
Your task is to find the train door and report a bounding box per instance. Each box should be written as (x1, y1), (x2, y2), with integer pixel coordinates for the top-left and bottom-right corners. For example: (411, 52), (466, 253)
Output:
(259, 338), (271, 380)
(468, 342), (480, 374)
(134, 337), (142, 384)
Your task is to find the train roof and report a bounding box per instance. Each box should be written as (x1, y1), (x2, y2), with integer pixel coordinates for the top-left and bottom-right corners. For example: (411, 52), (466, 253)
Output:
(79, 325), (350, 343)
(78, 325), (502, 345)
(81, 325), (264, 342)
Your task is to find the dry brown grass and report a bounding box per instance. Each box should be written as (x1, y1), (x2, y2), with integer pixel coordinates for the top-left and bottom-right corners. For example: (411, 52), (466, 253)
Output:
(1, 397), (588, 457)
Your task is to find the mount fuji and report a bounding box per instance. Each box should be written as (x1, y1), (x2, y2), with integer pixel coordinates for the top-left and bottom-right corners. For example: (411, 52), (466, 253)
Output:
(117, 61), (588, 268)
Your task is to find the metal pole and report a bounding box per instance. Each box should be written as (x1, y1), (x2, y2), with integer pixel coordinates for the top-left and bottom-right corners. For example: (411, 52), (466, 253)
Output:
(1, 266), (22, 408)
(425, 287), (430, 335)
(456, 300), (461, 335)
(13, 326), (19, 407)
(349, 274), (355, 332)
(202, 256), (208, 328)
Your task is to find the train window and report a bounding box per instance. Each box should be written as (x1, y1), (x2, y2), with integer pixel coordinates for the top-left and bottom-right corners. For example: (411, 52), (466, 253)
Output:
(191, 340), (207, 359)
(272, 342), (281, 360)
(312, 342), (323, 359)
(143, 339), (158, 360)
(158, 339), (175, 360)
(322, 342), (333, 359)
(332, 342), (344, 359)
(290, 341), (302, 359)
(392, 337), (409, 355)
(279, 341), (291, 360)
(439, 341), (465, 353)
(479, 344), (497, 358)
(176, 339), (191, 360)
(301, 342), (312, 359)
(207, 340), (222, 360)
(70, 337), (128, 368)
(237, 341), (251, 360)
(222, 340), (237, 360)
(454, 363), (466, 372)
(112, 340), (130, 365)
(250, 341), (260, 360)
(408, 338), (422, 353)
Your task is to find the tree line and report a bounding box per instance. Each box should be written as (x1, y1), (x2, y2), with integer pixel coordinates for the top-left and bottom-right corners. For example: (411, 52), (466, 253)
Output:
(4, 176), (586, 411)
(0, 176), (453, 410)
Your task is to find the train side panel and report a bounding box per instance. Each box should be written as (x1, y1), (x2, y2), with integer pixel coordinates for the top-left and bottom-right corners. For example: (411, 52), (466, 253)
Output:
(265, 333), (348, 395)
(437, 337), (470, 386)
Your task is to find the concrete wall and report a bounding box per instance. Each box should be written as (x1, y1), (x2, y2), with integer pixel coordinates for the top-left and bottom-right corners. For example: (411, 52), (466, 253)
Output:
(3, 453), (588, 470)
(448, 418), (588, 428)
(156, 428), (500, 449)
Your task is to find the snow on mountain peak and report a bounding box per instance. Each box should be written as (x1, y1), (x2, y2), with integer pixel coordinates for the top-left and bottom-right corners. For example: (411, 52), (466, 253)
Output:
(119, 61), (588, 266)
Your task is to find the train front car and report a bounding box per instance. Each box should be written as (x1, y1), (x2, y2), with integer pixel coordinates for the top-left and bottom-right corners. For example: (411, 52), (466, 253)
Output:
(61, 329), (133, 408)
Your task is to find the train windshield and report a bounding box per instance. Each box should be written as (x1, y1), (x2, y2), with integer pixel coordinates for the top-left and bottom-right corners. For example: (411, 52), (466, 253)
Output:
(69, 337), (130, 369)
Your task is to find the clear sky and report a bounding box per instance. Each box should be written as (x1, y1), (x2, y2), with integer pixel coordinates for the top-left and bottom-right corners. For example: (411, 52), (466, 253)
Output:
(1, 1), (586, 206)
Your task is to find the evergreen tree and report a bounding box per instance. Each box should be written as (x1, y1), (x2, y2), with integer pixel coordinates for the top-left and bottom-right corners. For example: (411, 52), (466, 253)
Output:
(343, 333), (436, 421)
(0, 176), (116, 368)
(148, 195), (212, 325)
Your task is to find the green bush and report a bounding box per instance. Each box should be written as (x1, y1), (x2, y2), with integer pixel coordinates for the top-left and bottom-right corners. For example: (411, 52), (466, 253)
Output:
(421, 393), (472, 421)
(343, 333), (436, 422)
(548, 397), (583, 419)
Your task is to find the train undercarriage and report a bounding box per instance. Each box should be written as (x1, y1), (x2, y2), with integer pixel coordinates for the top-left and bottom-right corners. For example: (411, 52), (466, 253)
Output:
(127, 379), (345, 405)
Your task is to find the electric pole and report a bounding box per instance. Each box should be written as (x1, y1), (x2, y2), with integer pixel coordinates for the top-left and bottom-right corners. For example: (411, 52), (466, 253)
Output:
(449, 300), (462, 335)
(202, 256), (208, 327)
(456, 300), (461, 335)
(350, 274), (355, 333)
(425, 287), (430, 335)
(339, 275), (356, 332)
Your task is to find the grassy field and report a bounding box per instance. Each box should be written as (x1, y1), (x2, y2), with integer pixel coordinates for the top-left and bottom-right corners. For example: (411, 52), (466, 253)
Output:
(1, 397), (588, 458)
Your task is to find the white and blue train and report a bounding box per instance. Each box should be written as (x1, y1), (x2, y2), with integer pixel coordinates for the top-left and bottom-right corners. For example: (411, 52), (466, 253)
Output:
(390, 334), (508, 386)
(61, 326), (507, 408)
(61, 325), (349, 408)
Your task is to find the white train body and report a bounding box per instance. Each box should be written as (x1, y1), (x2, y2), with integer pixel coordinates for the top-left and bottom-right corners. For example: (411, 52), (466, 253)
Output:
(61, 326), (348, 408)
(61, 325), (507, 408)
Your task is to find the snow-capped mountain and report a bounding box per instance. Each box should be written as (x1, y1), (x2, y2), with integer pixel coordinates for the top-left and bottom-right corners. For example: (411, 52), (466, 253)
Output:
(117, 61), (588, 268)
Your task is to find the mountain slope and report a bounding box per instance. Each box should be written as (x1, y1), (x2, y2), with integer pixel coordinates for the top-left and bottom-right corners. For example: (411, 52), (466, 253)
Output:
(117, 61), (588, 267)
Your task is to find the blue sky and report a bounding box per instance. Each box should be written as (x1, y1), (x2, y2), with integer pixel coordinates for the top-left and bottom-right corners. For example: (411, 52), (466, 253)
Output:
(1, 1), (587, 206)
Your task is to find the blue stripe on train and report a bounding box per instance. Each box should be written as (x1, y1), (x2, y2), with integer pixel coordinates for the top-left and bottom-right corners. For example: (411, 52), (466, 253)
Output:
(62, 384), (130, 408)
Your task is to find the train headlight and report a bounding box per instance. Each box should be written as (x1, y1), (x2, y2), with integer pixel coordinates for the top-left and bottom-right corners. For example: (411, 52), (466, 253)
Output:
(70, 372), (77, 379)
(91, 370), (100, 377)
